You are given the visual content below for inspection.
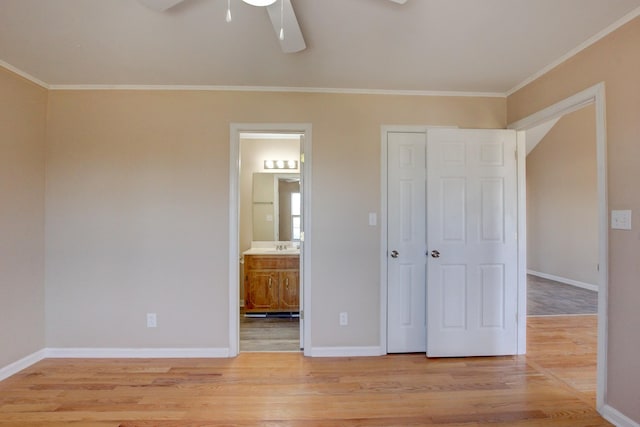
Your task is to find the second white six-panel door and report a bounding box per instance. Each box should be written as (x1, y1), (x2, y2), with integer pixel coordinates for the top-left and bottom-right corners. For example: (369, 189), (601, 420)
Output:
(426, 129), (518, 357)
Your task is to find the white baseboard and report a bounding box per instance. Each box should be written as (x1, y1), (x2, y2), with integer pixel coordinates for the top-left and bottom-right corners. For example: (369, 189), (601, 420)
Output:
(527, 270), (599, 292)
(0, 349), (47, 382)
(602, 404), (640, 427)
(308, 346), (384, 357)
(44, 347), (231, 358)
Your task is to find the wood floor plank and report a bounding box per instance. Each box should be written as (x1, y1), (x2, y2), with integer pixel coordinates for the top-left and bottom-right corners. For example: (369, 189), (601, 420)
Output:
(0, 316), (609, 426)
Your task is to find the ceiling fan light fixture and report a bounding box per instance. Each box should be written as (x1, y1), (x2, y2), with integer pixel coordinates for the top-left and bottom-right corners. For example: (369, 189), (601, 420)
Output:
(242, 0), (277, 6)
(225, 0), (232, 22)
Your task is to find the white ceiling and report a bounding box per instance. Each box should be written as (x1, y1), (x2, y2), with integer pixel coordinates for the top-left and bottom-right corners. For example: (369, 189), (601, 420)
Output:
(1, 0), (639, 94)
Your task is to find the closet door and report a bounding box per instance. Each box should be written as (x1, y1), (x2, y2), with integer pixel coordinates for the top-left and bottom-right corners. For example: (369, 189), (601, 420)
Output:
(387, 132), (427, 353)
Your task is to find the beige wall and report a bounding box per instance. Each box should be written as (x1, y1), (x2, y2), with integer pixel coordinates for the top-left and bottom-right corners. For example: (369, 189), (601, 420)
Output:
(0, 68), (47, 367)
(527, 105), (598, 286)
(508, 16), (640, 423)
(44, 90), (504, 350)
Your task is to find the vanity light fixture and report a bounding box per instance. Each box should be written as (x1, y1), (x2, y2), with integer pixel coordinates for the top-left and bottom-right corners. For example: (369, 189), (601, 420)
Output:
(264, 160), (298, 170)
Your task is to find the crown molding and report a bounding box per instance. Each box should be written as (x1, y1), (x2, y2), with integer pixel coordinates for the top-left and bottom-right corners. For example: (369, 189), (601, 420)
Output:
(0, 60), (504, 97)
(0, 60), (49, 89)
(507, 6), (640, 96)
(48, 84), (505, 98)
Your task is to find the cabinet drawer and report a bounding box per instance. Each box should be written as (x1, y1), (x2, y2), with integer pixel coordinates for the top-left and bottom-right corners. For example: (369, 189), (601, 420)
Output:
(245, 255), (299, 270)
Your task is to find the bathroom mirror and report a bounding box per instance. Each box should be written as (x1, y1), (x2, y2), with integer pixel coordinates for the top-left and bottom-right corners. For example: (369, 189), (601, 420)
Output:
(252, 173), (300, 241)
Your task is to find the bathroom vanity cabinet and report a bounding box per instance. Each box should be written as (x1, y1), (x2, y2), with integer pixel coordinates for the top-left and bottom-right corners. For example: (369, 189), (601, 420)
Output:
(244, 254), (299, 313)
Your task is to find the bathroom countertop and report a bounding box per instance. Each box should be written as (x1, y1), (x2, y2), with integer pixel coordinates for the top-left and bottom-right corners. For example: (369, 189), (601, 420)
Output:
(242, 248), (300, 256)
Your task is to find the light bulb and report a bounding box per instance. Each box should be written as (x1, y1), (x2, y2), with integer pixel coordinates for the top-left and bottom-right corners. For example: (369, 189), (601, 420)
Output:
(241, 0), (277, 6)
(276, 160), (285, 169)
(265, 160), (275, 169)
(279, 0), (284, 40)
(226, 0), (232, 22)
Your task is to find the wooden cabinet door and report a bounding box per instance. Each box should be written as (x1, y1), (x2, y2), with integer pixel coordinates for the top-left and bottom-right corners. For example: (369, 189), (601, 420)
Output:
(246, 271), (279, 311)
(278, 271), (299, 311)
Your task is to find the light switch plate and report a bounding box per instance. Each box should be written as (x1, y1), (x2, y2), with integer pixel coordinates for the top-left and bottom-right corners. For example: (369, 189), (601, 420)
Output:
(368, 212), (377, 226)
(611, 210), (632, 230)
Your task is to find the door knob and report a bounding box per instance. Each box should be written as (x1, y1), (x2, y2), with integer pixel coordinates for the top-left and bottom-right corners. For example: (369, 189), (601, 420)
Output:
(390, 250), (399, 258)
(430, 250), (440, 258)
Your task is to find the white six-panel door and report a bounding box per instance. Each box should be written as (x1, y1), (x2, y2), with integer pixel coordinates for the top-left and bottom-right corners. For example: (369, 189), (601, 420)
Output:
(426, 129), (518, 357)
(387, 132), (427, 353)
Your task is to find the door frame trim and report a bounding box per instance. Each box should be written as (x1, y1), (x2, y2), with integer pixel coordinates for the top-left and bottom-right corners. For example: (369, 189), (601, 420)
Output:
(508, 82), (608, 411)
(229, 123), (313, 357)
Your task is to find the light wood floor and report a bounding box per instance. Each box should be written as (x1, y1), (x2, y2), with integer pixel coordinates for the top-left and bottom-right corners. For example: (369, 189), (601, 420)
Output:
(0, 315), (608, 426)
(527, 315), (599, 403)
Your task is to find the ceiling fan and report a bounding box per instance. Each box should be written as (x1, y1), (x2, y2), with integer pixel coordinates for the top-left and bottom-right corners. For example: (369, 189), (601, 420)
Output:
(138, 0), (407, 54)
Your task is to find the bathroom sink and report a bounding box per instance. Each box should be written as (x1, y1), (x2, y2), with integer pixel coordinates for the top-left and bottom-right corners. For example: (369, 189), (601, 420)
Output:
(271, 248), (300, 254)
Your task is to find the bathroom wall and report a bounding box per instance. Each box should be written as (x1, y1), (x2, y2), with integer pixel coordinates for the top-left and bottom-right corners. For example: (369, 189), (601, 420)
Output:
(239, 138), (301, 252)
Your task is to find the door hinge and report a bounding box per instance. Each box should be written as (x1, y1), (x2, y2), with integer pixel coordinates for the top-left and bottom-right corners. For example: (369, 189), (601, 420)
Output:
(300, 310), (304, 320)
(300, 153), (305, 163)
(515, 149), (518, 160)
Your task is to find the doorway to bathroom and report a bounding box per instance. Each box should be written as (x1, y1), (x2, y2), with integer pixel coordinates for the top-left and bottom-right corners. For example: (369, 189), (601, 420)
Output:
(229, 123), (312, 356)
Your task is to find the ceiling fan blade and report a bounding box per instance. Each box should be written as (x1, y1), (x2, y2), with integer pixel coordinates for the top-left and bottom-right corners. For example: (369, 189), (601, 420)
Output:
(388, 0), (408, 4)
(138, 0), (186, 12)
(266, 0), (306, 53)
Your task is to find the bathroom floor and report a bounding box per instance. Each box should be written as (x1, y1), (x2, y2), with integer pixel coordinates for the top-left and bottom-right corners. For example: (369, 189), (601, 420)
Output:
(240, 311), (301, 352)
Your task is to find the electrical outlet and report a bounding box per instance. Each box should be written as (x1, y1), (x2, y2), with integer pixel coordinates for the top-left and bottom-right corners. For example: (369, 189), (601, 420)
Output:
(611, 210), (632, 230)
(339, 312), (348, 326)
(147, 313), (157, 328)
